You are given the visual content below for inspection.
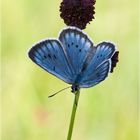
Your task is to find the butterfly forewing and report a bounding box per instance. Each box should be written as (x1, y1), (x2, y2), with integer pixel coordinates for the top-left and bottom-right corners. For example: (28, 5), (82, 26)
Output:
(28, 39), (74, 84)
(59, 27), (93, 75)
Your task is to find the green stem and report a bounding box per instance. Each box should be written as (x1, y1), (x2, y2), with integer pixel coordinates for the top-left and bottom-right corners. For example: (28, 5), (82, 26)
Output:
(67, 90), (80, 140)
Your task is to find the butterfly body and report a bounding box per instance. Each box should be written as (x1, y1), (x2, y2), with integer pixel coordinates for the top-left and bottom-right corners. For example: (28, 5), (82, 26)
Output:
(28, 27), (117, 93)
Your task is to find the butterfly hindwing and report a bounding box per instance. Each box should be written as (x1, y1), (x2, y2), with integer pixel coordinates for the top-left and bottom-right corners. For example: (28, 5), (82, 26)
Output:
(59, 27), (94, 75)
(79, 60), (111, 87)
(28, 39), (74, 84)
(78, 42), (116, 88)
(84, 42), (116, 76)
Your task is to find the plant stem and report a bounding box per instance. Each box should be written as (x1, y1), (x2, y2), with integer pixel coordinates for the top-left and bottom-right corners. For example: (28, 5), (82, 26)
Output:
(67, 90), (80, 140)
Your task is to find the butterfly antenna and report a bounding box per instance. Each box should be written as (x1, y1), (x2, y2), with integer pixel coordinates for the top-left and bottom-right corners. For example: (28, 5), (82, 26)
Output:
(48, 86), (71, 98)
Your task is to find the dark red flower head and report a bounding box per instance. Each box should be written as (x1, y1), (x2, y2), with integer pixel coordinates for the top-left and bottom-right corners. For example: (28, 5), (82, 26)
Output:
(60, 0), (96, 29)
(110, 51), (119, 73)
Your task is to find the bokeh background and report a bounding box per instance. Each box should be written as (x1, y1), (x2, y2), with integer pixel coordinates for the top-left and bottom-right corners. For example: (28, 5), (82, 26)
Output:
(2, 0), (139, 140)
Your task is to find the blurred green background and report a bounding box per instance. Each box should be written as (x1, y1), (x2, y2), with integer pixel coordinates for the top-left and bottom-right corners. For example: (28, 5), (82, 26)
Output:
(2, 0), (139, 140)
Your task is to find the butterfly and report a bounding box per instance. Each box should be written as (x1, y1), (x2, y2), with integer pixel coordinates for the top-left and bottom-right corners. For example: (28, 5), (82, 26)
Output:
(28, 27), (117, 93)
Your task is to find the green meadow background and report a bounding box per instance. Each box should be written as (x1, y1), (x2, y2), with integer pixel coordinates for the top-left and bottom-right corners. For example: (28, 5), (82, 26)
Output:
(2, 0), (139, 140)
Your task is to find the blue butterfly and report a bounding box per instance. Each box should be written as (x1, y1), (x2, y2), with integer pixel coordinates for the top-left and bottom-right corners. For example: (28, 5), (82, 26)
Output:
(28, 27), (117, 93)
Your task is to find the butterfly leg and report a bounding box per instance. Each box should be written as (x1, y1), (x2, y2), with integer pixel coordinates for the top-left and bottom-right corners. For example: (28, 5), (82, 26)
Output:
(71, 85), (80, 93)
(71, 85), (80, 106)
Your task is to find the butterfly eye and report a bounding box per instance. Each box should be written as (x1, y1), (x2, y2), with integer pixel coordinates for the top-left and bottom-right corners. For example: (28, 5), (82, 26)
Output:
(68, 44), (70, 47)
(71, 42), (74, 45)
(79, 49), (82, 52)
(100, 54), (103, 57)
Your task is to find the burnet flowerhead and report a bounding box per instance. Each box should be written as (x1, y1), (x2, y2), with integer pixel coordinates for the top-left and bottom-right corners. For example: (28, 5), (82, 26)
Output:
(60, 0), (96, 30)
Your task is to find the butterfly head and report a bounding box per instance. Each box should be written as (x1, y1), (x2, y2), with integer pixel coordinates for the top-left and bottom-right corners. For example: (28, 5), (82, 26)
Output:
(71, 85), (80, 93)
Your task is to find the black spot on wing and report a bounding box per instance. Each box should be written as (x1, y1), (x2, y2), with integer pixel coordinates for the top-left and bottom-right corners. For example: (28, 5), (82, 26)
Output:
(76, 45), (78, 48)
(53, 54), (57, 59)
(48, 54), (51, 59)
(44, 55), (47, 59)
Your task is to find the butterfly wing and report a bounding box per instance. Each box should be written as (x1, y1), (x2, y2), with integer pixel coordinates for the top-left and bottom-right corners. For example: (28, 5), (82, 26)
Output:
(59, 27), (94, 75)
(28, 28), (116, 88)
(28, 39), (74, 84)
(78, 42), (116, 88)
